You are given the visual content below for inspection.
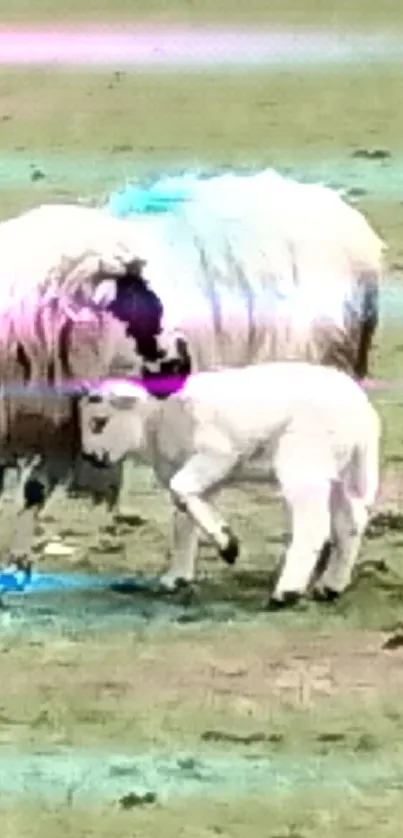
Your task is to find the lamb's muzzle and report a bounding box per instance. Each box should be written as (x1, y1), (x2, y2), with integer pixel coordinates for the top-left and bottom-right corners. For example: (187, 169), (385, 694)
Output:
(81, 451), (111, 469)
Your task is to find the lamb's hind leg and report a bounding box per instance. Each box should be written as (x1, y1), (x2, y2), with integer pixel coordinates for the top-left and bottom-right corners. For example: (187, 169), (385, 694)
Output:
(270, 477), (332, 608)
(314, 483), (369, 599)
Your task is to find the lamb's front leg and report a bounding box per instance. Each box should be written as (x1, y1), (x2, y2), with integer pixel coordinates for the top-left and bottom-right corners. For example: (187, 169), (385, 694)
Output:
(168, 452), (239, 568)
(159, 507), (200, 591)
(114, 457), (143, 524)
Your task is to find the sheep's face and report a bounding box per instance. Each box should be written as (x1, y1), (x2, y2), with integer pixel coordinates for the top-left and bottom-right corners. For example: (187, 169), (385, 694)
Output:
(94, 263), (193, 396)
(139, 330), (193, 398)
(64, 309), (142, 386)
(64, 261), (193, 397)
(79, 381), (148, 467)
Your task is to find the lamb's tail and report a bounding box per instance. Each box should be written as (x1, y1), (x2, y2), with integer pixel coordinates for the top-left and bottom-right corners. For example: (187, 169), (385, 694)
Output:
(348, 404), (381, 509)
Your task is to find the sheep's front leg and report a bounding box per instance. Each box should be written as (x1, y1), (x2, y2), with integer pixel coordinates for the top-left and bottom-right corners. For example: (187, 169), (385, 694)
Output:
(7, 465), (50, 574)
(159, 507), (200, 591)
(168, 452), (239, 567)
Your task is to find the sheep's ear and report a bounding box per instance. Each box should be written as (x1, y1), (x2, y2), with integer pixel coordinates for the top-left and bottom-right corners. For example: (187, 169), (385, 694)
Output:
(60, 299), (97, 324)
(126, 257), (147, 276)
(92, 279), (117, 306)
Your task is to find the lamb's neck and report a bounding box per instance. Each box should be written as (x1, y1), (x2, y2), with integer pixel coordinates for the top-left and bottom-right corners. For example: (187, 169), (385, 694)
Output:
(142, 396), (166, 462)
(141, 393), (190, 484)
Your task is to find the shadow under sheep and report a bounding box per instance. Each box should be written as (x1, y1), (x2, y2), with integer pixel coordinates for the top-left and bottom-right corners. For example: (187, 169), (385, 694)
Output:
(3, 559), (403, 632)
(367, 510), (403, 539)
(3, 509), (403, 631)
(104, 552), (403, 623)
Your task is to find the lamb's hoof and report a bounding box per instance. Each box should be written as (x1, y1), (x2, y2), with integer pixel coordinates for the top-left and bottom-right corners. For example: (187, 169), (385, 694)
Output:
(313, 586), (341, 603)
(157, 574), (193, 594)
(219, 527), (239, 565)
(267, 591), (301, 610)
(156, 575), (197, 606)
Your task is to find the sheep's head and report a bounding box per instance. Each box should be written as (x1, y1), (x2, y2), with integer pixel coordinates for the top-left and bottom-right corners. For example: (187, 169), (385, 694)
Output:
(102, 259), (193, 396)
(60, 257), (193, 397)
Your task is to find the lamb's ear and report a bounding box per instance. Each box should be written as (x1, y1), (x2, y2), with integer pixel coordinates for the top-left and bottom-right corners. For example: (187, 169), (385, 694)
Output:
(92, 279), (118, 306)
(106, 378), (147, 400)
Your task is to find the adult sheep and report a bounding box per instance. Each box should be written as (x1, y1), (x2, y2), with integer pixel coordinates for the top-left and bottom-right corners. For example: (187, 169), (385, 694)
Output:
(79, 362), (381, 604)
(0, 202), (155, 569)
(103, 167), (384, 390)
(100, 167), (384, 524)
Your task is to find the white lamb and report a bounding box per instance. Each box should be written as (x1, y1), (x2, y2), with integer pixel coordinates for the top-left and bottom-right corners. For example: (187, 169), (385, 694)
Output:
(79, 361), (380, 605)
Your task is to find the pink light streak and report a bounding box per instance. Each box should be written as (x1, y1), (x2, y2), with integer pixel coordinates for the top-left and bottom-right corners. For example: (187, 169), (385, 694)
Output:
(0, 376), (398, 400)
(0, 26), (398, 67)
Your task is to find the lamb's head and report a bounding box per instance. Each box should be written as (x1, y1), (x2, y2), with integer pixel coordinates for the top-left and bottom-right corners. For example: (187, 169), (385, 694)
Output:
(79, 379), (151, 467)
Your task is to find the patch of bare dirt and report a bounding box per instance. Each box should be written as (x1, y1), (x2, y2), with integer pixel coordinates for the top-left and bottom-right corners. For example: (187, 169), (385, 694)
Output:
(0, 629), (400, 722)
(376, 466), (403, 511)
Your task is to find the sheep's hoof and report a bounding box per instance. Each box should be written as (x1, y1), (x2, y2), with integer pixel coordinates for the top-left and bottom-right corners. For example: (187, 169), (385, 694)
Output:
(312, 585), (341, 603)
(267, 591), (301, 610)
(8, 554), (33, 579)
(219, 527), (239, 565)
(114, 509), (147, 526)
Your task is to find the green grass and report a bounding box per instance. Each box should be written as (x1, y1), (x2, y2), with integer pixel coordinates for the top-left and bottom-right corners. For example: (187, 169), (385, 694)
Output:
(1, 63), (403, 248)
(4, 789), (403, 838)
(4, 0), (403, 29)
(0, 620), (401, 750)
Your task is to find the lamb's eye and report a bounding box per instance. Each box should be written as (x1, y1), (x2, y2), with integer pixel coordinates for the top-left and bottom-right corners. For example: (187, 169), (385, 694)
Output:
(110, 396), (136, 411)
(87, 394), (104, 405)
(89, 416), (108, 434)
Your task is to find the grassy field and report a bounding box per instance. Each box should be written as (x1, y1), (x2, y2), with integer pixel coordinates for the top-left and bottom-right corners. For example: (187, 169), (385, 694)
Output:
(4, 0), (403, 28)
(2, 1), (403, 835)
